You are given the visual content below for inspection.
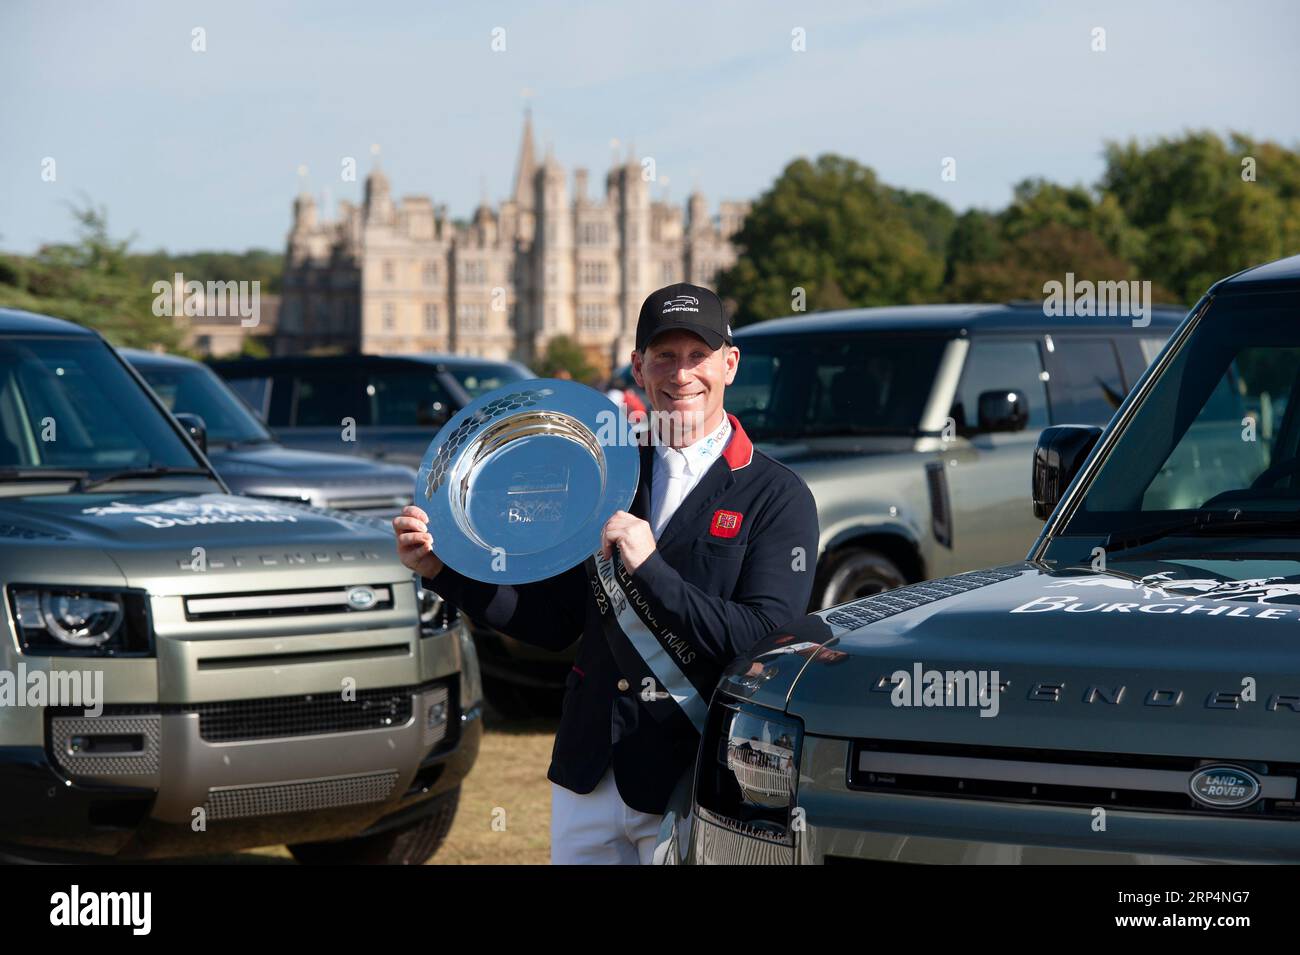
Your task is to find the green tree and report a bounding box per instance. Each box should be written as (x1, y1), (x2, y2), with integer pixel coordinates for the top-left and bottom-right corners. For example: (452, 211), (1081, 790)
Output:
(0, 201), (184, 350)
(943, 209), (1002, 285)
(887, 187), (958, 260)
(1100, 131), (1300, 302)
(535, 334), (594, 381)
(1000, 178), (1145, 263)
(716, 155), (944, 327)
(946, 221), (1160, 303)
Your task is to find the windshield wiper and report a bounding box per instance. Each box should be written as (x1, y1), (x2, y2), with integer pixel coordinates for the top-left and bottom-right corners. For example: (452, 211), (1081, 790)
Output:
(75, 466), (213, 492)
(0, 468), (91, 482)
(213, 437), (273, 450)
(1105, 511), (1300, 555)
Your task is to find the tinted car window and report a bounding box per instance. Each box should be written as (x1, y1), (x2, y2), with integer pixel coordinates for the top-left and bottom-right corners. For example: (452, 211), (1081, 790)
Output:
(446, 362), (529, 398)
(730, 334), (948, 440)
(292, 370), (371, 427)
(951, 339), (1049, 433)
(0, 338), (198, 471)
(226, 375), (271, 420)
(1066, 294), (1296, 531)
(1044, 337), (1127, 425)
(135, 363), (271, 446)
(367, 369), (453, 426)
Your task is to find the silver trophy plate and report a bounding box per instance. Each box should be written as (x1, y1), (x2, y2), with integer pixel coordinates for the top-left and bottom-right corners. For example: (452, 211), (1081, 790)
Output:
(415, 379), (641, 584)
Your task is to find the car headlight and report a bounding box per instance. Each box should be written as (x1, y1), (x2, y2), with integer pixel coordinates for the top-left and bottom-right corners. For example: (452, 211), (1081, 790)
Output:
(457, 622), (483, 711)
(413, 579), (457, 632)
(9, 587), (151, 655)
(696, 698), (803, 843)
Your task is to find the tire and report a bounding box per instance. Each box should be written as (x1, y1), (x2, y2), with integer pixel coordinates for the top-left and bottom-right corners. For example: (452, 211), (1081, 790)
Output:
(812, 547), (908, 610)
(482, 674), (564, 721)
(287, 787), (460, 865)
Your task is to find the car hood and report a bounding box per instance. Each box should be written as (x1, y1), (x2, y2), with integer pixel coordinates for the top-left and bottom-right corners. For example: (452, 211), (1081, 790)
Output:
(0, 491), (402, 593)
(763, 559), (1300, 762)
(209, 443), (414, 481)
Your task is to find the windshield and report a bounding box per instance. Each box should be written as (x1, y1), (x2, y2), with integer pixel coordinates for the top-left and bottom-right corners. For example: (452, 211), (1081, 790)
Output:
(446, 361), (530, 398)
(134, 360), (272, 447)
(1059, 290), (1299, 542)
(0, 337), (203, 475)
(729, 333), (950, 440)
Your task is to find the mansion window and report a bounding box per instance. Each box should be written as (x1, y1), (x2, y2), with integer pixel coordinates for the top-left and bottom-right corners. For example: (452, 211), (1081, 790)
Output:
(424, 303), (440, 331)
(459, 260), (487, 284)
(578, 303), (607, 332)
(579, 261), (609, 286)
(579, 222), (609, 246)
(458, 303), (488, 333)
(382, 260), (395, 284)
(423, 260), (439, 284)
(382, 302), (396, 330)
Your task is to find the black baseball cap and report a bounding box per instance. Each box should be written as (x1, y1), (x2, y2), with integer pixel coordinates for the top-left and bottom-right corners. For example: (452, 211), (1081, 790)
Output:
(636, 283), (732, 352)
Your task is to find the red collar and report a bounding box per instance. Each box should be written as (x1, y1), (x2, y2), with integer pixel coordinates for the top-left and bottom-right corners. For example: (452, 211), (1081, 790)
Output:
(722, 412), (754, 471)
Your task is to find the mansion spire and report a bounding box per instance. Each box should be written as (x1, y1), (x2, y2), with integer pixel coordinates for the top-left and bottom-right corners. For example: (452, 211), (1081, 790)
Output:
(512, 108), (537, 211)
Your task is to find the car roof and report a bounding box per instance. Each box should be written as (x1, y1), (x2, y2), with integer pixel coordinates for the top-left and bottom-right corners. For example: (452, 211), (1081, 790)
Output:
(733, 302), (1187, 338)
(0, 308), (100, 337)
(1211, 253), (1300, 293)
(120, 347), (203, 369)
(210, 353), (531, 372)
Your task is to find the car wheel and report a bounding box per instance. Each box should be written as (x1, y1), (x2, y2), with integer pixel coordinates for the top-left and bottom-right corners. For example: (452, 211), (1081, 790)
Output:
(813, 547), (908, 610)
(482, 674), (563, 721)
(287, 787), (460, 865)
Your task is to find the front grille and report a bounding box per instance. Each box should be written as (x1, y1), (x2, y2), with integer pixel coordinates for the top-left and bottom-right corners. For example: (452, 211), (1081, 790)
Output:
(89, 679), (456, 745)
(183, 584), (394, 620)
(205, 771), (399, 820)
(192, 685), (415, 741)
(824, 566), (1023, 630)
(849, 738), (1300, 819)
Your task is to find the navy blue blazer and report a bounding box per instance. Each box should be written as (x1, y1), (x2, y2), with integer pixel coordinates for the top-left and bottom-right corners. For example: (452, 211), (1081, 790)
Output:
(425, 413), (820, 814)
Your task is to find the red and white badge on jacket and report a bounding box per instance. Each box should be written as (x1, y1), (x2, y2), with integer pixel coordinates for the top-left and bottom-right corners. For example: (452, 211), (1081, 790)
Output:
(710, 509), (744, 539)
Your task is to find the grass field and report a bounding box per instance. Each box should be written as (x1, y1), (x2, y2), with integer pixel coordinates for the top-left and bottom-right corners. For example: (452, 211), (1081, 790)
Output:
(429, 715), (555, 865)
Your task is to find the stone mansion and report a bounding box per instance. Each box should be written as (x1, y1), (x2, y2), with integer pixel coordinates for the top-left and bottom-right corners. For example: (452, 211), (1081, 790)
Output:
(276, 112), (750, 375)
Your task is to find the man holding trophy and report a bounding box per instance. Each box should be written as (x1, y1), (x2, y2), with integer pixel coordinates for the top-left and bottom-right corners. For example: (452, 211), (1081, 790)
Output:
(393, 283), (820, 864)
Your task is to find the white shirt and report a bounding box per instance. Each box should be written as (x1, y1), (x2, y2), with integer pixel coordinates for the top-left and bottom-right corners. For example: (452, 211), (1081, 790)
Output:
(649, 414), (732, 539)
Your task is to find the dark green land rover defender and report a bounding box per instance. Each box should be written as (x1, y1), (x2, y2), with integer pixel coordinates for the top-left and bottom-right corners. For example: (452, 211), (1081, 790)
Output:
(662, 255), (1300, 864)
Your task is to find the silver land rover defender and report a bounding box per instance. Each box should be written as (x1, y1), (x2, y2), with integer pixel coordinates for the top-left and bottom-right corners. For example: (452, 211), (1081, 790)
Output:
(0, 309), (481, 863)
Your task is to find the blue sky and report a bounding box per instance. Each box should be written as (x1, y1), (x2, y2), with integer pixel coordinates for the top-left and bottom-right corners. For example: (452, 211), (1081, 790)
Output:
(1, 0), (1297, 254)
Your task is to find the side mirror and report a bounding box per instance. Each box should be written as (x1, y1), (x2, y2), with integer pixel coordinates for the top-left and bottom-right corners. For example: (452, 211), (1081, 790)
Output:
(977, 389), (1029, 433)
(1032, 425), (1102, 520)
(173, 412), (208, 454)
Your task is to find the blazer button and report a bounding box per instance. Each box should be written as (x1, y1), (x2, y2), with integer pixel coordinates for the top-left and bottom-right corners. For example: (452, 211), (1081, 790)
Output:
(617, 678), (630, 692)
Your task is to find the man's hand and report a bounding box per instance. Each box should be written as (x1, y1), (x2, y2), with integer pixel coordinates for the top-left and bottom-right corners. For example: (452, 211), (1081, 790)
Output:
(600, 510), (656, 574)
(392, 505), (445, 579)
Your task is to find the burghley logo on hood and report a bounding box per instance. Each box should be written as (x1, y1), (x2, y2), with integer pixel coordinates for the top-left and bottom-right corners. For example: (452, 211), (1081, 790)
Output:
(1011, 572), (1300, 621)
(81, 498), (299, 529)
